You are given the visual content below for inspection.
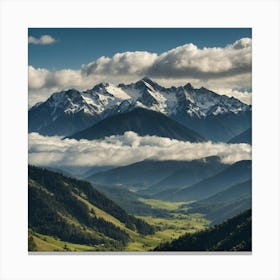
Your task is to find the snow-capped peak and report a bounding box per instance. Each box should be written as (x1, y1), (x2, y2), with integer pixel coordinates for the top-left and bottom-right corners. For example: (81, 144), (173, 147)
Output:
(30, 78), (251, 122)
(44, 89), (96, 115)
(106, 84), (131, 100)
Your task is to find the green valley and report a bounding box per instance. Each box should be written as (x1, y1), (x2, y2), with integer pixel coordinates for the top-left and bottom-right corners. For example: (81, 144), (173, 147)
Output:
(28, 165), (251, 252)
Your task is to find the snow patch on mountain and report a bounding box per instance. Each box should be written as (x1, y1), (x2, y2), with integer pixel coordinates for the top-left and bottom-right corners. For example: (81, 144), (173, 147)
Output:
(30, 78), (251, 123)
(106, 84), (131, 100)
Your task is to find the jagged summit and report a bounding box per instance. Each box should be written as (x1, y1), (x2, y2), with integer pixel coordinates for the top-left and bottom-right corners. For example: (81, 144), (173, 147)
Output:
(183, 82), (194, 91)
(29, 79), (251, 139)
(141, 76), (155, 83)
(91, 82), (110, 90)
(31, 79), (250, 118)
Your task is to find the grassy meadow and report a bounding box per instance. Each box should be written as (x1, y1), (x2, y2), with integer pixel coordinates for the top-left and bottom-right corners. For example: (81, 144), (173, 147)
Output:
(29, 198), (209, 252)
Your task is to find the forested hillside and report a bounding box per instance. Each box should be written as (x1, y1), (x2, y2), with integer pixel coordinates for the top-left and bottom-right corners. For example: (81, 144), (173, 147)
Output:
(154, 209), (251, 251)
(28, 165), (154, 251)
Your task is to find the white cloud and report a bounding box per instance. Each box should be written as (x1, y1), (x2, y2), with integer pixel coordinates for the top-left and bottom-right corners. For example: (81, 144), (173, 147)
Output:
(28, 35), (56, 45)
(83, 51), (158, 77)
(212, 88), (252, 105)
(28, 66), (49, 89)
(28, 131), (252, 168)
(28, 66), (95, 105)
(147, 38), (251, 79)
(81, 38), (251, 80)
(28, 66), (95, 90)
(232, 38), (252, 49)
(28, 38), (252, 105)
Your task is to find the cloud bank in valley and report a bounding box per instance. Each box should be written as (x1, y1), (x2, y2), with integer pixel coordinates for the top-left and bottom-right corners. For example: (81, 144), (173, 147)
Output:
(28, 38), (252, 106)
(28, 131), (252, 168)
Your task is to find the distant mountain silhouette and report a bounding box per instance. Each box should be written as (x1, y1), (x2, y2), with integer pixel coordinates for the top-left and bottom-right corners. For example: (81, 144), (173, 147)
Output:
(228, 128), (251, 144)
(157, 160), (252, 201)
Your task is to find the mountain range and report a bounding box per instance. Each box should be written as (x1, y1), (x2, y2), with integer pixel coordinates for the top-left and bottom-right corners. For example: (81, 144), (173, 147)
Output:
(88, 156), (227, 192)
(188, 180), (251, 224)
(29, 77), (251, 141)
(155, 160), (252, 201)
(28, 77), (252, 251)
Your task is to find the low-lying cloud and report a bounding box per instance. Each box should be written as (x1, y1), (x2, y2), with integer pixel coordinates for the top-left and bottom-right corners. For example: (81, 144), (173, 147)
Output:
(28, 131), (251, 168)
(28, 35), (57, 45)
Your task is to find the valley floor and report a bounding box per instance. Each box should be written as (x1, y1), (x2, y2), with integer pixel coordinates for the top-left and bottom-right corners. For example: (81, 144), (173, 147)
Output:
(29, 198), (210, 252)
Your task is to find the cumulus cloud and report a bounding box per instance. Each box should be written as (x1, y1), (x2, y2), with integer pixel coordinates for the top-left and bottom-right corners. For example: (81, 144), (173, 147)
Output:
(232, 38), (252, 49)
(83, 51), (158, 77)
(213, 87), (252, 105)
(81, 38), (251, 80)
(28, 35), (57, 45)
(147, 38), (251, 79)
(28, 38), (252, 105)
(28, 66), (95, 106)
(28, 66), (49, 89)
(28, 131), (251, 168)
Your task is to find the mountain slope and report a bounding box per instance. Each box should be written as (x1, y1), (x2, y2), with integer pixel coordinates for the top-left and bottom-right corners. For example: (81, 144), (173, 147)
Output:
(142, 157), (227, 196)
(159, 160), (252, 201)
(154, 209), (252, 251)
(29, 78), (251, 140)
(91, 184), (169, 217)
(28, 165), (154, 251)
(28, 89), (101, 136)
(228, 128), (252, 144)
(88, 160), (191, 190)
(188, 180), (252, 224)
(174, 110), (251, 142)
(87, 157), (223, 190)
(66, 107), (205, 142)
(195, 180), (251, 205)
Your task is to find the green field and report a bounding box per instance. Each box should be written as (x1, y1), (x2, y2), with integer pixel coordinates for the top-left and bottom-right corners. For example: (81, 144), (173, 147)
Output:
(29, 198), (210, 252)
(138, 198), (187, 211)
(29, 230), (103, 252)
(125, 198), (209, 251)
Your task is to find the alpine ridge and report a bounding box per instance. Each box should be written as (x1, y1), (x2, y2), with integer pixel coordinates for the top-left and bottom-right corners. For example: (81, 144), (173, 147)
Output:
(29, 78), (251, 140)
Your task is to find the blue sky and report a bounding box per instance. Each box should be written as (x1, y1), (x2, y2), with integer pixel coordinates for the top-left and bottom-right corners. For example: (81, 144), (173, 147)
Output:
(28, 28), (252, 106)
(28, 28), (251, 70)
